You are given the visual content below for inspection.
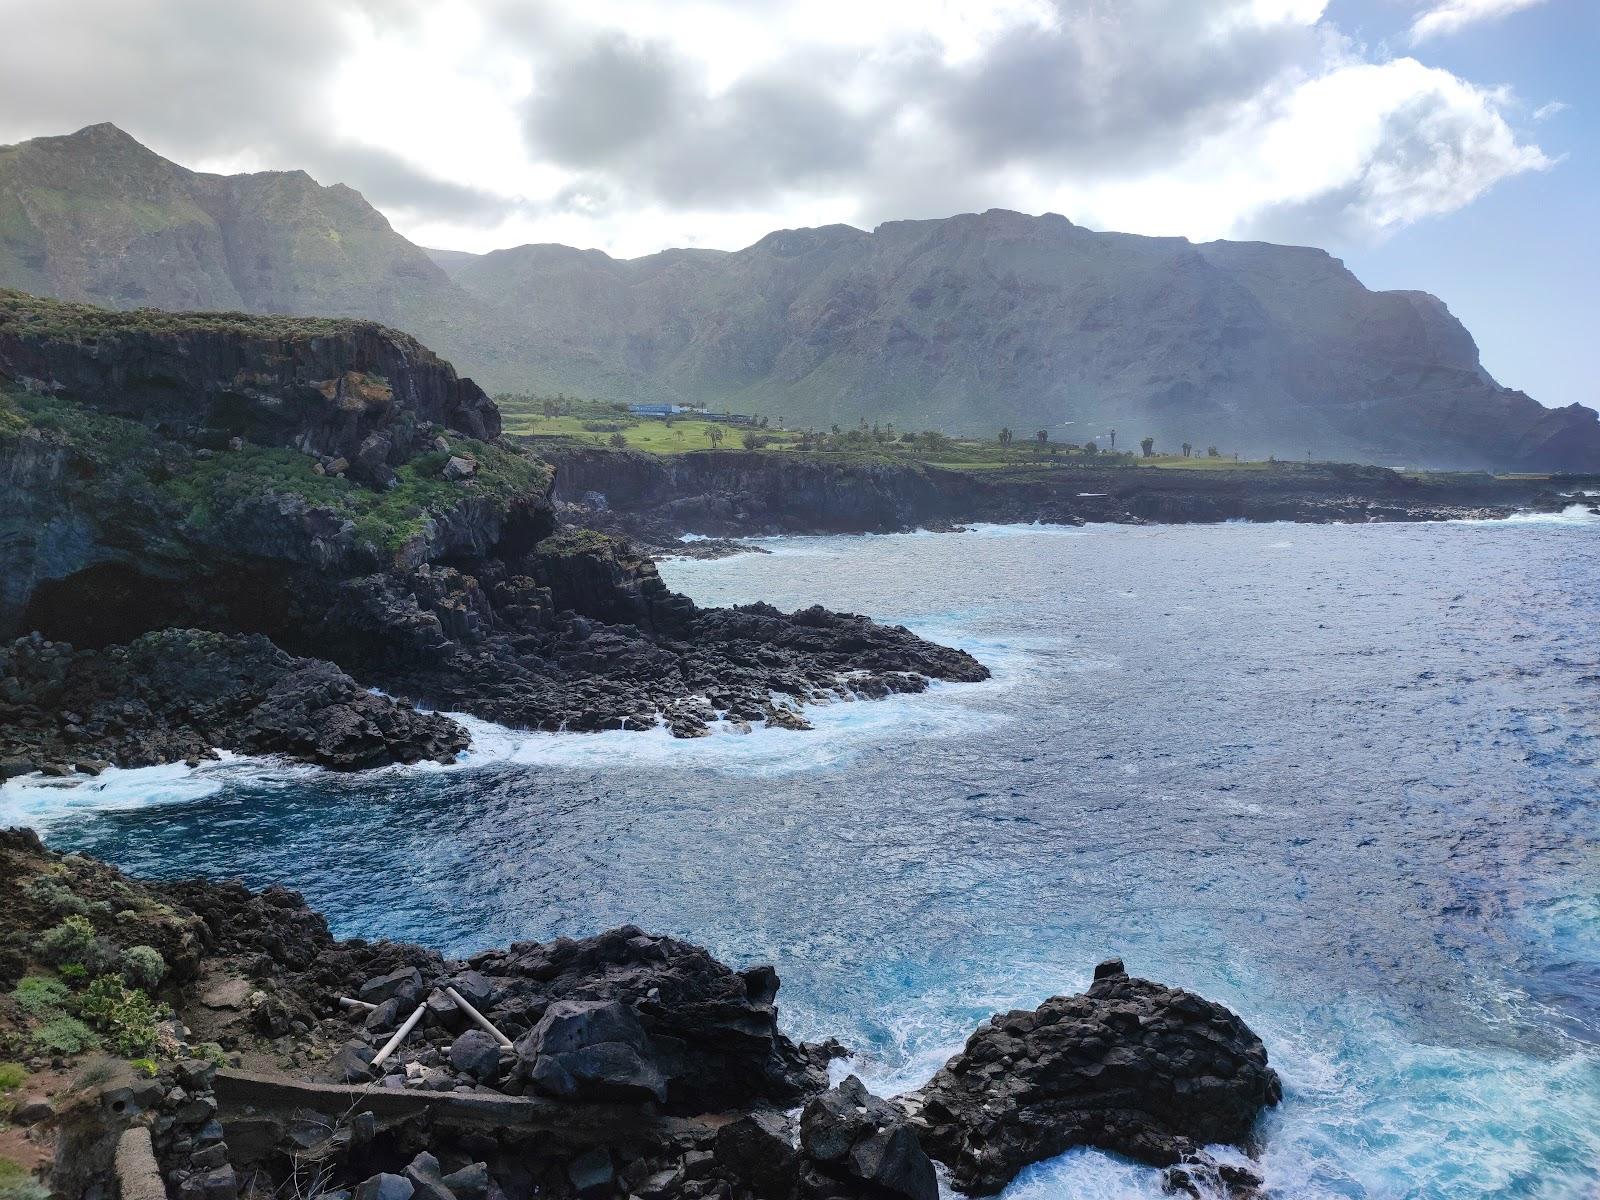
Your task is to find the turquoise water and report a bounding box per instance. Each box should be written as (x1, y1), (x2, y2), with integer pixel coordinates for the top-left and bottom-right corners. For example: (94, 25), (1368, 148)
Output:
(5, 515), (1599, 1198)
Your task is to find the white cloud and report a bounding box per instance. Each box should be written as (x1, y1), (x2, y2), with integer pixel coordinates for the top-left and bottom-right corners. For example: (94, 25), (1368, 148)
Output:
(1408, 0), (1547, 44)
(0, 0), (1553, 258)
(1532, 100), (1569, 120)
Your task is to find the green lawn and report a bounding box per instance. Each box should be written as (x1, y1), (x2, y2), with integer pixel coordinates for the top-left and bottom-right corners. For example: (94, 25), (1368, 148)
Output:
(1140, 455), (1276, 470)
(503, 411), (799, 453)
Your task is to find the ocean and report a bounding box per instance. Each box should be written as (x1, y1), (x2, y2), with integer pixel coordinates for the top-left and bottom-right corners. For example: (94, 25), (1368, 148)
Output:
(6, 513), (1598, 1198)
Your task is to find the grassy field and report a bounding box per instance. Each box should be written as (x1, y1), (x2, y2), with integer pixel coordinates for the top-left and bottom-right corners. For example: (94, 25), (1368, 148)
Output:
(495, 395), (1409, 476)
(1141, 455), (1276, 470)
(501, 411), (800, 452)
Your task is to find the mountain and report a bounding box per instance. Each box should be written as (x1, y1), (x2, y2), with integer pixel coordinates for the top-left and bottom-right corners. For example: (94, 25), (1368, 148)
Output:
(2, 125), (1595, 471)
(0, 123), (525, 389)
(451, 214), (1600, 470)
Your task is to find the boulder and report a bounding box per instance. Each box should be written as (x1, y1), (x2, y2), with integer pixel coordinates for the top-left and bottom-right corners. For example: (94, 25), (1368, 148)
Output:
(474, 924), (828, 1114)
(403, 1153), (454, 1200)
(799, 1076), (936, 1200)
(177, 1165), (238, 1200)
(448, 1030), (502, 1083)
(440, 1163), (489, 1200)
(715, 1111), (799, 1197)
(359, 966), (423, 1007)
(353, 1174), (414, 1200)
(443, 455), (477, 481)
(516, 998), (667, 1104)
(566, 1149), (613, 1198)
(906, 961), (1282, 1195)
(450, 970), (495, 1009)
(11, 1095), (52, 1124)
(329, 1040), (377, 1084)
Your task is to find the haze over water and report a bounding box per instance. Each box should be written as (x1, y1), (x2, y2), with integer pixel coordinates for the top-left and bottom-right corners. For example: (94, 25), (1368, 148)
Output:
(7, 516), (1599, 1198)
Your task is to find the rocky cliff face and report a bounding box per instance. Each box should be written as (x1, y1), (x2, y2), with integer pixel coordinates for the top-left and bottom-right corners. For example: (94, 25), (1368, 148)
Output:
(3, 126), (1591, 473)
(0, 292), (985, 769)
(545, 445), (1564, 549)
(0, 831), (1282, 1200)
(460, 211), (1599, 471)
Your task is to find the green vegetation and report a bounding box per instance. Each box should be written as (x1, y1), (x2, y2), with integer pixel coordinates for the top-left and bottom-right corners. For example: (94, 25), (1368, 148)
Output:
(33, 916), (96, 966)
(0, 1157), (49, 1200)
(77, 975), (160, 1057)
(2, 387), (548, 556)
(29, 1015), (98, 1056)
(25, 877), (110, 918)
(11, 976), (70, 1016)
(0, 287), (382, 343)
(118, 946), (165, 990)
(0, 1063), (25, 1091)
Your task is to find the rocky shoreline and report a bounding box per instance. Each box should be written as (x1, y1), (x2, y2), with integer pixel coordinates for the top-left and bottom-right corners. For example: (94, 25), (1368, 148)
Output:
(0, 293), (986, 775)
(0, 828), (1284, 1200)
(543, 444), (1595, 557)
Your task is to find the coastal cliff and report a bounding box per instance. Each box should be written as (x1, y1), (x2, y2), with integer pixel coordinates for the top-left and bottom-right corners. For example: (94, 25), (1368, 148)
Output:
(0, 828), (1282, 1200)
(544, 443), (1577, 552)
(0, 291), (985, 773)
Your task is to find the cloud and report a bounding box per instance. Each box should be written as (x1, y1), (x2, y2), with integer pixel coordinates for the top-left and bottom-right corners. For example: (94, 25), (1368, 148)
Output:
(1241, 60), (1551, 242)
(0, 0), (508, 223)
(0, 0), (1555, 256)
(1408, 0), (1548, 44)
(1532, 100), (1569, 121)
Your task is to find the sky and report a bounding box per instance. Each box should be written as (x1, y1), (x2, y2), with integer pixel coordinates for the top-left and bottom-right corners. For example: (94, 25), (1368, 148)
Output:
(0, 0), (1592, 409)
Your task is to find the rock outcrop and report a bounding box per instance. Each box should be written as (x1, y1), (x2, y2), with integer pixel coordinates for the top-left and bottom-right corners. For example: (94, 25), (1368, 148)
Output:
(0, 291), (986, 768)
(548, 445), (1569, 550)
(799, 1076), (938, 1200)
(905, 958), (1283, 1195)
(3, 833), (1285, 1200)
(0, 629), (469, 773)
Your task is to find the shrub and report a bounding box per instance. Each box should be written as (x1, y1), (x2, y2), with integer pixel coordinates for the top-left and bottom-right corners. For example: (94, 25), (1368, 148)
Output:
(410, 450), (449, 477)
(78, 976), (160, 1057)
(607, 432), (627, 448)
(11, 976), (69, 1016)
(0, 1158), (51, 1200)
(29, 1015), (99, 1055)
(128, 1058), (158, 1078)
(24, 877), (107, 917)
(34, 916), (95, 965)
(0, 1063), (25, 1090)
(118, 946), (165, 990)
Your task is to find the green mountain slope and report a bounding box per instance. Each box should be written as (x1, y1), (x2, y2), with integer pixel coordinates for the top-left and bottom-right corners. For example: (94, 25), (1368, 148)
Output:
(2, 125), (1595, 471)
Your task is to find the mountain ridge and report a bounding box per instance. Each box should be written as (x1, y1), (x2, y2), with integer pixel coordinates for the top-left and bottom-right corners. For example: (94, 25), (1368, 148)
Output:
(2, 123), (1595, 471)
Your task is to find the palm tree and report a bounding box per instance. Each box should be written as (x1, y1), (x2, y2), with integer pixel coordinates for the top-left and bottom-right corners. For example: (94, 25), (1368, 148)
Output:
(1140, 436), (1155, 457)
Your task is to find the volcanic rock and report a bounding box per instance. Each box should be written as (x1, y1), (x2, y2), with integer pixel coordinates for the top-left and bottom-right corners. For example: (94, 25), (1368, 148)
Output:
(906, 960), (1282, 1194)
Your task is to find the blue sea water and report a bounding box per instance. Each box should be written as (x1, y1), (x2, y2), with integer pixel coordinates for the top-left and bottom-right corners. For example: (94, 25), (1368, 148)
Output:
(5, 514), (1599, 1198)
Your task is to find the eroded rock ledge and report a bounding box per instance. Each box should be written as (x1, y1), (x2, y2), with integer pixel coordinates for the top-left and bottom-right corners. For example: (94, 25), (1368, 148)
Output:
(1, 831), (1283, 1200)
(0, 630), (468, 775)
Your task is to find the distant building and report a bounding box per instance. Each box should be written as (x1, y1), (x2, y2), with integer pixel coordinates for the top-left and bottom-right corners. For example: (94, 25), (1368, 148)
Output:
(626, 402), (755, 425)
